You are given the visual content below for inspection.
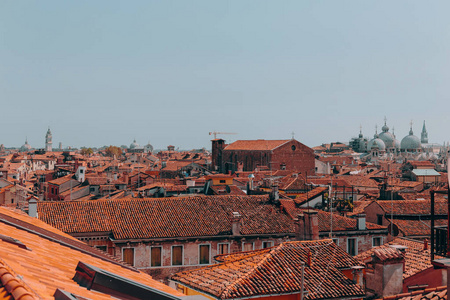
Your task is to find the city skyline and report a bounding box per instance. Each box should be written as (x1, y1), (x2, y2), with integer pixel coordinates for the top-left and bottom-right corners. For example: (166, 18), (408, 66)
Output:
(1, 1), (449, 149)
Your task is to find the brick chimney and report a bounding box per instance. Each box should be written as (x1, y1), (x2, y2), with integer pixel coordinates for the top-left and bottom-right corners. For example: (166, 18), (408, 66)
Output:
(351, 266), (364, 289)
(304, 210), (319, 240)
(366, 247), (405, 297)
(231, 212), (242, 236)
(294, 213), (305, 240)
(295, 210), (319, 241)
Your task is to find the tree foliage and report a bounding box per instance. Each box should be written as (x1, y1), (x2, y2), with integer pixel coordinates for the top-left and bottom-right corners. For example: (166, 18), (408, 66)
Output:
(80, 147), (94, 156)
(105, 145), (122, 157)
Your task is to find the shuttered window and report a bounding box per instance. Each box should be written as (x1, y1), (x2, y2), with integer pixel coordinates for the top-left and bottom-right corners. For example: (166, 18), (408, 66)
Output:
(151, 247), (162, 267)
(122, 248), (134, 266)
(199, 245), (210, 264)
(347, 238), (357, 256)
(172, 246), (183, 266)
(218, 243), (229, 255)
(242, 242), (254, 252)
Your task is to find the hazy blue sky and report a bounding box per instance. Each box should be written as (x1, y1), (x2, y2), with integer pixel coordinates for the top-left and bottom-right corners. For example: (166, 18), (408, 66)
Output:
(1, 1), (449, 150)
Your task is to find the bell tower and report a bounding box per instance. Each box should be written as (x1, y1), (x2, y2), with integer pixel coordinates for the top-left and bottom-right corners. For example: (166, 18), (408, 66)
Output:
(421, 121), (428, 144)
(45, 127), (53, 152)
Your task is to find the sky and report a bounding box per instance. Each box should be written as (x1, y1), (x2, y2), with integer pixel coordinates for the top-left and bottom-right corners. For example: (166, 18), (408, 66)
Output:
(1, 1), (449, 150)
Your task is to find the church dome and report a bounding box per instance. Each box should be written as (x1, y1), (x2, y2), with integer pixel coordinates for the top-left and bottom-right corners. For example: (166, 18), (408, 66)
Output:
(393, 138), (401, 150)
(367, 133), (386, 151)
(378, 120), (395, 148)
(144, 141), (154, 153)
(130, 139), (140, 149)
(19, 139), (32, 152)
(378, 131), (395, 148)
(401, 127), (421, 151)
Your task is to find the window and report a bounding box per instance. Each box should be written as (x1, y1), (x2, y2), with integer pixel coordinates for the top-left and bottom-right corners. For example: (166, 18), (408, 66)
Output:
(377, 215), (383, 225)
(332, 238), (339, 246)
(151, 247), (162, 267)
(95, 246), (107, 252)
(199, 245), (210, 264)
(122, 248), (134, 266)
(218, 243), (229, 255)
(220, 180), (226, 184)
(242, 242), (254, 252)
(347, 238), (357, 256)
(172, 246), (183, 266)
(372, 237), (383, 247)
(262, 241), (273, 248)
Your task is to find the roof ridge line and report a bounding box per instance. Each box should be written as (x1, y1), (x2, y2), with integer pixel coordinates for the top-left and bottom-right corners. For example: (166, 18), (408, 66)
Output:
(0, 212), (138, 273)
(0, 257), (40, 300)
(221, 245), (281, 299)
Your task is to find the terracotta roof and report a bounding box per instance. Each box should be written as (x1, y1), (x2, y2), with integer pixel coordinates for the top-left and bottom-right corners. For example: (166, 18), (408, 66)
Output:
(224, 140), (290, 151)
(348, 201), (373, 217)
(356, 237), (442, 280)
(0, 207), (183, 299)
(393, 219), (447, 237)
(0, 258), (38, 299)
(375, 199), (448, 216)
(38, 195), (295, 240)
(209, 185), (246, 195)
(172, 239), (365, 300)
(86, 176), (109, 186)
(379, 286), (447, 300)
(280, 199), (386, 232)
(293, 187), (328, 205)
(48, 175), (74, 186)
(339, 175), (379, 188)
(372, 247), (405, 261)
(277, 174), (306, 190)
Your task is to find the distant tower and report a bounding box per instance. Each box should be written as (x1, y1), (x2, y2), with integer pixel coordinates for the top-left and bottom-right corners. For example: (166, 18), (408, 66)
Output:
(45, 128), (53, 152)
(421, 121), (428, 143)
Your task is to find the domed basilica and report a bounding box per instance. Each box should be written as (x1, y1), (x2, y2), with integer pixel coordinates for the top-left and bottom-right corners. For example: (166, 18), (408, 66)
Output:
(349, 118), (446, 162)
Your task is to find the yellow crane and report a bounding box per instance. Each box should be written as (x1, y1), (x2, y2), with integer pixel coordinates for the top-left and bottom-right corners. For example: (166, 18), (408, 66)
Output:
(209, 131), (237, 139)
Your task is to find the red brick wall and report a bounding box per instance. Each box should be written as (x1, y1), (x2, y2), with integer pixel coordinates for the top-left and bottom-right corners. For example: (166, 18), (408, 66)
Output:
(220, 140), (315, 174)
(271, 140), (315, 175)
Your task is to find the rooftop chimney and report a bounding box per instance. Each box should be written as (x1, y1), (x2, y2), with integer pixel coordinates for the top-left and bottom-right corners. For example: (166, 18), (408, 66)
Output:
(270, 185), (279, 203)
(28, 198), (37, 218)
(304, 210), (319, 240)
(423, 239), (428, 251)
(231, 212), (242, 236)
(294, 213), (305, 241)
(356, 214), (366, 230)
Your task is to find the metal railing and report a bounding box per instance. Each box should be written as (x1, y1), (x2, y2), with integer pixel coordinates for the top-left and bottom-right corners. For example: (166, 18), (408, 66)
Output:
(433, 225), (448, 257)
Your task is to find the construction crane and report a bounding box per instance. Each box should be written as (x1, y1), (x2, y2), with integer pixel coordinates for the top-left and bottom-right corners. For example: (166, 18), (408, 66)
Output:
(209, 131), (237, 139)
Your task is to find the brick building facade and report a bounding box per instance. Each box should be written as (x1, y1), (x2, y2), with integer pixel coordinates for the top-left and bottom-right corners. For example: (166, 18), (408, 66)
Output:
(212, 139), (315, 175)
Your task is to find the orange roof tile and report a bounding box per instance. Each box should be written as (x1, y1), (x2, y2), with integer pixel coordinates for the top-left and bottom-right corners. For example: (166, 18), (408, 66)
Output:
(172, 239), (365, 300)
(38, 195), (295, 240)
(224, 140), (290, 151)
(0, 207), (183, 299)
(356, 237), (442, 280)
